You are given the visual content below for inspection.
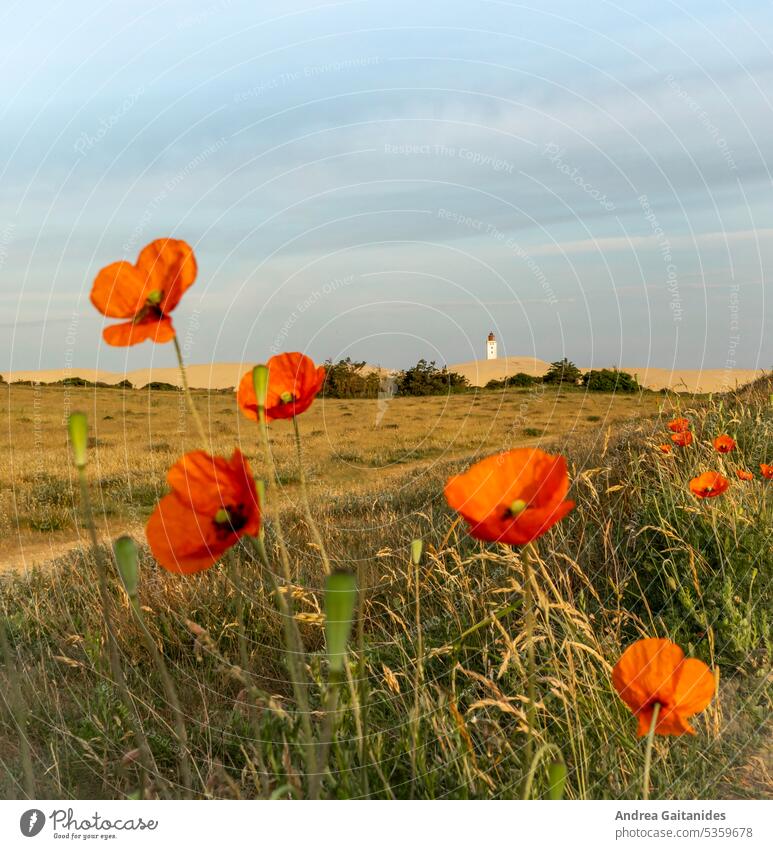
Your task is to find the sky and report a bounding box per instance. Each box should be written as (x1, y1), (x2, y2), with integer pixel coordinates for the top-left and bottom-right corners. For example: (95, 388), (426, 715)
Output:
(1, 0), (771, 373)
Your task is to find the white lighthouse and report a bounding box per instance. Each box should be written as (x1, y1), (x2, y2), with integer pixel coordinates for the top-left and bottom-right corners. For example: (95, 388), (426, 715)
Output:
(486, 331), (497, 360)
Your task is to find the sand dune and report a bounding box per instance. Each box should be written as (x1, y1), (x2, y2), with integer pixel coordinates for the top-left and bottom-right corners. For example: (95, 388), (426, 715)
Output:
(1, 359), (765, 394)
(449, 358), (766, 393)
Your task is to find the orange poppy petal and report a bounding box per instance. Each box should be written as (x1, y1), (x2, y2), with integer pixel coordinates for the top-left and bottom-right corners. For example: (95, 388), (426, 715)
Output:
(761, 464), (773, 480)
(91, 261), (149, 318)
(236, 369), (259, 422)
(689, 471), (729, 498)
(102, 316), (176, 346)
(167, 449), (258, 518)
(137, 238), (197, 314)
(146, 493), (229, 574)
(612, 638), (683, 715)
(672, 657), (715, 717)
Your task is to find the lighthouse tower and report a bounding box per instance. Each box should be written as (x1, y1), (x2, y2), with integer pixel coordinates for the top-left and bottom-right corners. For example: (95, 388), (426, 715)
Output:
(486, 332), (497, 360)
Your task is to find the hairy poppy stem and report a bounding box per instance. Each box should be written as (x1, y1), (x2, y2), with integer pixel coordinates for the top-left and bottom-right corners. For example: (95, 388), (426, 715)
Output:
(292, 416), (332, 575)
(172, 334), (208, 446)
(521, 541), (539, 798)
(642, 702), (661, 800)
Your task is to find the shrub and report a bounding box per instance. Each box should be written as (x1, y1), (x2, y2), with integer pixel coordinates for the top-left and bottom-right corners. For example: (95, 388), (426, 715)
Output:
(543, 358), (582, 385)
(583, 368), (640, 392)
(485, 372), (537, 389)
(323, 358), (382, 399)
(396, 359), (469, 396)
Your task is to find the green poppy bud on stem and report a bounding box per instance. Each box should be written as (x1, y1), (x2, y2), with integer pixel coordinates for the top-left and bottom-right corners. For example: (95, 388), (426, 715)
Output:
(67, 412), (89, 469)
(324, 570), (357, 676)
(411, 538), (423, 566)
(113, 536), (139, 600)
(252, 364), (269, 410)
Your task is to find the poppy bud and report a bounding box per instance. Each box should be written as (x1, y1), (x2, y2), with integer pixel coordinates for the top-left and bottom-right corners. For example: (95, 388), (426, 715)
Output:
(547, 759), (567, 800)
(252, 364), (269, 409)
(411, 538), (423, 565)
(68, 412), (89, 469)
(324, 570), (357, 676)
(113, 535), (139, 600)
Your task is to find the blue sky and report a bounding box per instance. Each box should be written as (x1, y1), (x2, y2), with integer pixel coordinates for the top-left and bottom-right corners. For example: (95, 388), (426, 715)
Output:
(1, 0), (771, 372)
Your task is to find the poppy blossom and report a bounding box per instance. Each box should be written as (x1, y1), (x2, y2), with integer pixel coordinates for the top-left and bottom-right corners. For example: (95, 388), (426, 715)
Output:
(90, 238), (196, 346)
(443, 448), (574, 546)
(761, 464), (773, 480)
(712, 434), (735, 454)
(146, 450), (260, 574)
(671, 431), (693, 447)
(657, 444), (672, 454)
(237, 352), (326, 422)
(735, 469), (754, 481)
(667, 417), (690, 433)
(689, 471), (729, 499)
(612, 638), (715, 736)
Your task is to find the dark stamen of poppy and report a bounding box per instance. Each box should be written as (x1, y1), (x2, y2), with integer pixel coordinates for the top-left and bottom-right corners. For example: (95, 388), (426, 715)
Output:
(213, 504), (249, 538)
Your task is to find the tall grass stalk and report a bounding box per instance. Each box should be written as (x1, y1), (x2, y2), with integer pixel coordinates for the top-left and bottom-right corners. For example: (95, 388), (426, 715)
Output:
(172, 334), (207, 445)
(293, 416), (331, 575)
(0, 620), (35, 797)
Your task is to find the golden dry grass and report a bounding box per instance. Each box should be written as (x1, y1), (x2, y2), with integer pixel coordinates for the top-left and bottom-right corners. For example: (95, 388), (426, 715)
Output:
(0, 382), (663, 570)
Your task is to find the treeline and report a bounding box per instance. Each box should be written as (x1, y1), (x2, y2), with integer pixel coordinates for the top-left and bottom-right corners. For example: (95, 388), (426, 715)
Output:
(322, 357), (468, 398)
(486, 358), (641, 392)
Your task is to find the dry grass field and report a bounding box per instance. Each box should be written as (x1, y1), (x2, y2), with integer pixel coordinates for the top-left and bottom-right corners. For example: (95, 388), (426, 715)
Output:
(0, 376), (770, 800)
(1, 382), (663, 571)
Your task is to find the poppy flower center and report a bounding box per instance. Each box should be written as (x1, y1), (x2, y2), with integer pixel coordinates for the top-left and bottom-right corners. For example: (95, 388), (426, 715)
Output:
(506, 498), (528, 518)
(213, 504), (249, 538)
(146, 289), (163, 306)
(279, 391), (295, 404)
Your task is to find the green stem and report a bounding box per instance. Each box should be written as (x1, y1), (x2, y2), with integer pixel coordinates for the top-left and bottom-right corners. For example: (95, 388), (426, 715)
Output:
(172, 334), (207, 445)
(642, 702), (661, 800)
(76, 467), (155, 793)
(521, 542), (538, 796)
(292, 416), (331, 575)
(410, 548), (423, 794)
(309, 672), (342, 799)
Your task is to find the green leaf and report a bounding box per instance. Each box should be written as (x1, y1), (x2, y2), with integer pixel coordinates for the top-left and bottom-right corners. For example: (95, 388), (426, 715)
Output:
(324, 570), (357, 675)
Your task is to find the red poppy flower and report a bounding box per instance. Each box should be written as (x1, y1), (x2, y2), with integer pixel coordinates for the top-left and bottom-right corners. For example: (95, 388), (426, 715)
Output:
(612, 638), (715, 736)
(735, 469), (754, 481)
(90, 238), (197, 346)
(146, 450), (260, 574)
(761, 464), (773, 480)
(657, 444), (672, 454)
(712, 434), (735, 454)
(237, 352), (326, 422)
(443, 448), (574, 546)
(667, 417), (690, 433)
(671, 431), (693, 447)
(689, 471), (729, 499)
